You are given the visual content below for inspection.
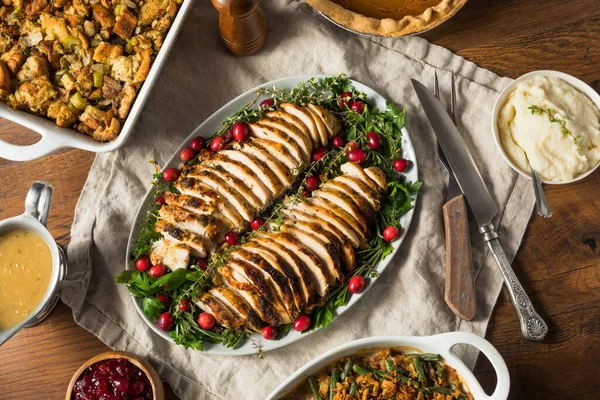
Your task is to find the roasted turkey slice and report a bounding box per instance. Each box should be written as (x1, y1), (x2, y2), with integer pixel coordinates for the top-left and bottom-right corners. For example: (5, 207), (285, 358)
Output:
(247, 137), (300, 171)
(196, 292), (244, 329)
(230, 140), (295, 188)
(280, 103), (321, 147)
(209, 287), (265, 332)
(311, 188), (369, 233)
(258, 117), (312, 162)
(154, 220), (209, 259)
(149, 238), (190, 271)
(307, 103), (341, 138)
(304, 106), (329, 146)
(248, 122), (304, 166)
(266, 110), (313, 146)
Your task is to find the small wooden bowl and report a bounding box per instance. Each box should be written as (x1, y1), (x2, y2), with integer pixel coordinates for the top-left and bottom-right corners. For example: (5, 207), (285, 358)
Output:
(65, 351), (165, 400)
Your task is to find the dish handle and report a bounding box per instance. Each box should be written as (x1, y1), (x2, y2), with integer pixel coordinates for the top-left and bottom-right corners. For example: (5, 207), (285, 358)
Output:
(0, 133), (67, 161)
(434, 332), (510, 400)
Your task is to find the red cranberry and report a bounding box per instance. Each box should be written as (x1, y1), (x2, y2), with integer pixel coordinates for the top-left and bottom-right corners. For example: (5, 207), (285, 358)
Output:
(393, 158), (410, 172)
(262, 326), (277, 340)
(156, 294), (170, 308)
(148, 264), (167, 278)
(346, 141), (359, 151)
(347, 149), (367, 164)
(210, 136), (225, 152)
(331, 135), (345, 148)
(232, 122), (249, 141)
(301, 189), (311, 198)
(158, 312), (174, 331)
(162, 168), (179, 182)
(190, 136), (205, 151)
(312, 147), (328, 163)
(383, 226), (400, 242)
(250, 218), (264, 231)
(224, 232), (239, 245)
(180, 147), (196, 161)
(93, 378), (110, 396)
(196, 258), (207, 270)
(130, 379), (146, 396)
(260, 98), (275, 109)
(155, 195), (165, 205)
(305, 175), (320, 191)
(348, 275), (366, 294)
(112, 377), (130, 395)
(367, 132), (383, 150)
(198, 312), (215, 330)
(338, 91), (354, 108)
(293, 315), (311, 332)
(179, 299), (191, 312)
(135, 255), (151, 272)
(351, 101), (365, 114)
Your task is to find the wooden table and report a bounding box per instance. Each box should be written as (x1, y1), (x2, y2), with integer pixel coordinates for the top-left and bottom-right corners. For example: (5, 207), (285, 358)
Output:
(1, 1), (599, 398)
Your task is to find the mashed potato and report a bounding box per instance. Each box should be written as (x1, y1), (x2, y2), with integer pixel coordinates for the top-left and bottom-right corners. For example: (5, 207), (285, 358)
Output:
(498, 76), (600, 181)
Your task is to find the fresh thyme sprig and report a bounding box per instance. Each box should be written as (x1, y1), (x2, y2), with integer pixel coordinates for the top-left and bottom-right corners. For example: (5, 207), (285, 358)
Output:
(528, 105), (582, 150)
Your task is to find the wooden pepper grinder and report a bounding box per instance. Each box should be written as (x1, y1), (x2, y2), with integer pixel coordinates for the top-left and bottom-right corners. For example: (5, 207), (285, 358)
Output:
(211, 0), (266, 56)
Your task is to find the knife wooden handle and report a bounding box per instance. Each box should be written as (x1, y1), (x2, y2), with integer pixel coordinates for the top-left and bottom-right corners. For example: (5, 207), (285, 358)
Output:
(443, 194), (477, 320)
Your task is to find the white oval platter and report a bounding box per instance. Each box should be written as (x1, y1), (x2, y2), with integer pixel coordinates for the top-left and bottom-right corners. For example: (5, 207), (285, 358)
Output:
(126, 75), (419, 355)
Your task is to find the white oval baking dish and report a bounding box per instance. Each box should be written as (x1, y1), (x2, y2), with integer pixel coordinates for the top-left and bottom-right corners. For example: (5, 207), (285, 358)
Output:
(0, 0), (196, 162)
(267, 332), (510, 400)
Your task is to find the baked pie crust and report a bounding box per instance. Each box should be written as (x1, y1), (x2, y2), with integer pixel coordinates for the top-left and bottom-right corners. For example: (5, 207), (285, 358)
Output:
(307, 0), (468, 37)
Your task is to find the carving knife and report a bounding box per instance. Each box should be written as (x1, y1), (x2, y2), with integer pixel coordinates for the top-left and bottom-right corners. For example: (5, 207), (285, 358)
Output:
(434, 72), (477, 321)
(412, 79), (548, 341)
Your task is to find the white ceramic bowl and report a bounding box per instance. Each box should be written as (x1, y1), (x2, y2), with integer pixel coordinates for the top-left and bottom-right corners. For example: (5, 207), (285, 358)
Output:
(491, 70), (600, 184)
(0, 0), (196, 162)
(266, 332), (509, 400)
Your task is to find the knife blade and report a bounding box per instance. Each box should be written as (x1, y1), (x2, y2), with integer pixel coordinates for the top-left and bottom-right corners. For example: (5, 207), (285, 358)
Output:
(412, 78), (548, 341)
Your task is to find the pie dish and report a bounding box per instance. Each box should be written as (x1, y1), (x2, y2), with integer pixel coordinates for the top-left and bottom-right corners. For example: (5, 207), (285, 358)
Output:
(307, 0), (468, 37)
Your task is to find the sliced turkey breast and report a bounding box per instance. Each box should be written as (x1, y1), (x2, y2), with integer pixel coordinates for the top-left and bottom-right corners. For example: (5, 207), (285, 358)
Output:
(304, 106), (329, 146)
(230, 249), (297, 318)
(255, 231), (329, 298)
(155, 220), (209, 258)
(364, 167), (388, 193)
(308, 197), (367, 244)
(258, 117), (312, 162)
(158, 205), (220, 249)
(243, 240), (305, 313)
(149, 238), (190, 271)
(307, 103), (341, 138)
(333, 175), (380, 210)
(196, 292), (244, 329)
(312, 187), (369, 232)
(341, 163), (387, 194)
(230, 140), (295, 188)
(280, 102), (321, 147)
(283, 209), (356, 272)
(209, 287), (265, 332)
(216, 149), (285, 198)
(218, 266), (282, 326)
(251, 234), (317, 308)
(292, 200), (363, 248)
(279, 224), (340, 285)
(204, 153), (271, 208)
(175, 177), (245, 229)
(248, 123), (304, 166)
(322, 180), (377, 224)
(266, 110), (313, 146)
(184, 165), (259, 218)
(282, 220), (345, 281)
(247, 137), (300, 171)
(226, 257), (293, 324)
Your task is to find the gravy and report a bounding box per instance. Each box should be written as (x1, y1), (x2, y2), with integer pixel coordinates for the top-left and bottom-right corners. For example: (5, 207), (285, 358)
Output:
(0, 229), (52, 330)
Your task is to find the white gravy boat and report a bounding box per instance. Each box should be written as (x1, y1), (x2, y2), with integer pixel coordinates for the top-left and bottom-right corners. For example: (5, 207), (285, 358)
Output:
(0, 181), (67, 346)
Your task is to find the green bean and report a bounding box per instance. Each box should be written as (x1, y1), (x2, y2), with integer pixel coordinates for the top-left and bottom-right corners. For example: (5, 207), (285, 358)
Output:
(397, 375), (419, 388)
(370, 368), (387, 380)
(329, 368), (340, 400)
(308, 376), (323, 400)
(349, 381), (357, 395)
(407, 353), (441, 362)
(352, 364), (370, 375)
(412, 356), (426, 382)
(385, 359), (395, 372)
(436, 363), (445, 380)
(341, 359), (353, 380)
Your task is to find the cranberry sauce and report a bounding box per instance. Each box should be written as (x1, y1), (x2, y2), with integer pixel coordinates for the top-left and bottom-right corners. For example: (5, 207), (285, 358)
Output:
(72, 357), (153, 400)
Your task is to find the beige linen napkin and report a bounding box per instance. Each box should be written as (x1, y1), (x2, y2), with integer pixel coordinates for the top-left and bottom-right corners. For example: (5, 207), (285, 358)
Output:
(60, 1), (532, 398)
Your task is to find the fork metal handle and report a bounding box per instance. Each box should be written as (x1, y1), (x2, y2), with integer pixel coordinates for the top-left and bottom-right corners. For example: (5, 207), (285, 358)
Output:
(480, 223), (548, 341)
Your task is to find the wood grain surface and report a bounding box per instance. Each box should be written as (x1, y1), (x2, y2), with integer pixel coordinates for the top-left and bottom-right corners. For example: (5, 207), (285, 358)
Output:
(0, 0), (599, 398)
